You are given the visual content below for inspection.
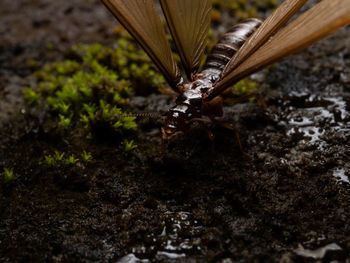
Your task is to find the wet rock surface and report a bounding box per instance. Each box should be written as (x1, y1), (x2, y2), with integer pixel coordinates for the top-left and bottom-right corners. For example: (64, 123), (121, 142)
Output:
(1, 1), (350, 262)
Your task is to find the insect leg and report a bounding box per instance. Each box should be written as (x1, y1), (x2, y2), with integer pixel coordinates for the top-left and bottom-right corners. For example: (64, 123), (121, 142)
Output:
(212, 120), (251, 158)
(186, 118), (216, 164)
(202, 126), (215, 165)
(161, 127), (167, 160)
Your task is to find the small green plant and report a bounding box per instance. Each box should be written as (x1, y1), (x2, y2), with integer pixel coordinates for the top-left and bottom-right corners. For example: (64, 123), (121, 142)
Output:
(81, 151), (92, 163)
(24, 35), (165, 147)
(232, 79), (258, 96)
(3, 168), (14, 183)
(58, 114), (72, 129)
(23, 87), (41, 104)
(44, 155), (55, 167)
(123, 139), (138, 152)
(55, 102), (71, 115)
(46, 42), (54, 50)
(42, 151), (94, 167)
(54, 151), (65, 162)
(212, 0), (277, 21)
(65, 155), (79, 165)
(43, 151), (65, 167)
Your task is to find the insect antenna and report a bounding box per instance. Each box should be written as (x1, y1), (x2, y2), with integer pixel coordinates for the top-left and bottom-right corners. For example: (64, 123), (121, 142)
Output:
(128, 112), (166, 120)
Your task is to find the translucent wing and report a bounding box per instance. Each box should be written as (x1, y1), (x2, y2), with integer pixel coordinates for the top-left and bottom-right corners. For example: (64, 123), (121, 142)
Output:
(160, 0), (211, 80)
(207, 0), (350, 100)
(221, 0), (307, 77)
(101, 0), (182, 90)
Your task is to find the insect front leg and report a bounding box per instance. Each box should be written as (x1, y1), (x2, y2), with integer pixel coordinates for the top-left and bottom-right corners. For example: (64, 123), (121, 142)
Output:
(204, 126), (216, 165)
(211, 119), (251, 158)
(161, 127), (167, 159)
(187, 117), (216, 164)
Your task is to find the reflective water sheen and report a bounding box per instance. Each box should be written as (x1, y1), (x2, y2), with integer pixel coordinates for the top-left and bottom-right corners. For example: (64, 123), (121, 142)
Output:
(281, 92), (350, 183)
(285, 94), (349, 148)
(118, 211), (202, 262)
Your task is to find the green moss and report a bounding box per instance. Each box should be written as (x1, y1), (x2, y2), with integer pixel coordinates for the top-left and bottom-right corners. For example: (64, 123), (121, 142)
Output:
(46, 42), (54, 50)
(27, 59), (38, 68)
(58, 114), (72, 129)
(2, 168), (14, 183)
(23, 87), (41, 104)
(42, 151), (90, 167)
(24, 32), (165, 147)
(123, 139), (138, 152)
(65, 155), (79, 165)
(43, 151), (65, 167)
(43, 155), (56, 167)
(81, 151), (92, 163)
(232, 79), (258, 96)
(212, 0), (277, 21)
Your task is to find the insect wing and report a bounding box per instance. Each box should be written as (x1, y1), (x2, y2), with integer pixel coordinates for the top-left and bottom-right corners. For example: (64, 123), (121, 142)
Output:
(208, 0), (350, 99)
(101, 0), (181, 90)
(221, 0), (307, 77)
(160, 0), (211, 80)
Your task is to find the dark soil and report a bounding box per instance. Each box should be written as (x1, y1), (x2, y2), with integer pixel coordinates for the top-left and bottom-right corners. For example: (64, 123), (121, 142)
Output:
(1, 0), (350, 262)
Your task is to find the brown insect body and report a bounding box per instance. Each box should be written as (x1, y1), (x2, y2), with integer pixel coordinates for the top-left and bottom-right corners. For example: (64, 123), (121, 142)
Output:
(101, 0), (350, 155)
(164, 18), (262, 136)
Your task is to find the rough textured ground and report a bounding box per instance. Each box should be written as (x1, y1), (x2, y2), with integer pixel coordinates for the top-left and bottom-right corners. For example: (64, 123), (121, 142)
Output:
(0, 0), (350, 262)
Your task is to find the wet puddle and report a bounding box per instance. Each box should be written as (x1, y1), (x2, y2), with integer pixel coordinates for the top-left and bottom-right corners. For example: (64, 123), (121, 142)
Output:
(278, 92), (350, 183)
(118, 211), (202, 262)
(284, 93), (349, 147)
(119, 92), (350, 261)
(332, 168), (350, 184)
(294, 242), (342, 259)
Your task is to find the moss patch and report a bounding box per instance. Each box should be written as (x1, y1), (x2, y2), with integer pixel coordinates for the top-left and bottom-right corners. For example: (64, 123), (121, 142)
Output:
(212, 0), (277, 20)
(24, 32), (165, 149)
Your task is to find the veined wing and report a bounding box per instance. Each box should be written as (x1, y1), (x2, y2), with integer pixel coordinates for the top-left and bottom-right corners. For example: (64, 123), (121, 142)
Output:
(207, 0), (350, 100)
(221, 0), (307, 77)
(101, 0), (182, 90)
(160, 0), (211, 80)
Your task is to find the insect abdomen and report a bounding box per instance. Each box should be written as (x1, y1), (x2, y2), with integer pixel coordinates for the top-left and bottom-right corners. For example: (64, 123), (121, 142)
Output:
(201, 18), (262, 83)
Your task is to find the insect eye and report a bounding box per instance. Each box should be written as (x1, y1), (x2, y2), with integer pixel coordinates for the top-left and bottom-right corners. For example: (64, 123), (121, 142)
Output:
(166, 129), (174, 134)
(177, 85), (185, 93)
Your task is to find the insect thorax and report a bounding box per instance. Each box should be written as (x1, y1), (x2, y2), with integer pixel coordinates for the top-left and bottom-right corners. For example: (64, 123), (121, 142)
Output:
(165, 78), (212, 133)
(164, 18), (262, 134)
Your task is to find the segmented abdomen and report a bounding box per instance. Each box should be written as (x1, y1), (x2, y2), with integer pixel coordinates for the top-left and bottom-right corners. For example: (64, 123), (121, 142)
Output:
(201, 18), (262, 83)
